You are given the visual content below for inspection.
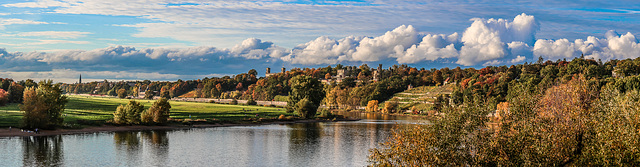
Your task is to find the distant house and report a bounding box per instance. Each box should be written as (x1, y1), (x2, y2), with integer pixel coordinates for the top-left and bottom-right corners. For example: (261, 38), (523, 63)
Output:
(444, 77), (450, 85)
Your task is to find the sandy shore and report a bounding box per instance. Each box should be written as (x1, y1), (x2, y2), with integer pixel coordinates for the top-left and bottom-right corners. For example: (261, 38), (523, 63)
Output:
(0, 119), (358, 138)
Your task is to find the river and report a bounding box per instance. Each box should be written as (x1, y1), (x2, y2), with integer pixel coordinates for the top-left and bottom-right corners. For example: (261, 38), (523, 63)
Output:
(0, 112), (427, 167)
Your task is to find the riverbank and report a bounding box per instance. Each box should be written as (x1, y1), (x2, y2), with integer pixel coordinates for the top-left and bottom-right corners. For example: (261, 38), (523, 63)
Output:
(0, 118), (359, 138)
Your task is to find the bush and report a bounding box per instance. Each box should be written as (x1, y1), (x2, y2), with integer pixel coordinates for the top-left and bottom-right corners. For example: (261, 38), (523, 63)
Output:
(278, 114), (286, 120)
(247, 99), (257, 105)
(318, 109), (335, 118)
(230, 99), (238, 105)
(113, 100), (145, 124)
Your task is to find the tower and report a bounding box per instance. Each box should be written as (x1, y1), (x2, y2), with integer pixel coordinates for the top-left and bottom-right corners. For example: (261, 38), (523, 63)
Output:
(79, 74), (82, 84)
(266, 67), (271, 74)
(281, 67), (286, 73)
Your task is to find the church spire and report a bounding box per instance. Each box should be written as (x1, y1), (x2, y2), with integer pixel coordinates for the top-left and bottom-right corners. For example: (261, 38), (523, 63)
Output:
(79, 74), (82, 84)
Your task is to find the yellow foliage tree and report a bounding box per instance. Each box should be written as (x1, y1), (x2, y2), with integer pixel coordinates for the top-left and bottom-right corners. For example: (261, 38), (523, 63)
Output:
(366, 100), (379, 112)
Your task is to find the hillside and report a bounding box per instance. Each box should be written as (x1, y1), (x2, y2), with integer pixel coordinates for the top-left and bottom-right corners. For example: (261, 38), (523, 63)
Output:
(388, 84), (455, 112)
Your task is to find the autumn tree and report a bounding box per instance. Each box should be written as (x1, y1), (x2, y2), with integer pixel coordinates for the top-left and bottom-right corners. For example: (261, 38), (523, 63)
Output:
(382, 100), (398, 113)
(0, 89), (8, 106)
(117, 88), (127, 98)
(433, 70), (443, 86)
(21, 80), (68, 129)
(366, 100), (379, 112)
(579, 86), (640, 165)
(369, 100), (492, 166)
(8, 82), (24, 103)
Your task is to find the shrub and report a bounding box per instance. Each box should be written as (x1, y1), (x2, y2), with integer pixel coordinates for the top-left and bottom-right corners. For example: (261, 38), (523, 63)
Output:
(318, 109), (335, 118)
(247, 99), (258, 105)
(113, 100), (144, 124)
(278, 114), (286, 120)
(230, 99), (238, 105)
(247, 99), (257, 105)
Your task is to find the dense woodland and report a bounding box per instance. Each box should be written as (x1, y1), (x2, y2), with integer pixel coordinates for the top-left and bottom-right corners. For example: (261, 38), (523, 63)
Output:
(48, 56), (640, 113)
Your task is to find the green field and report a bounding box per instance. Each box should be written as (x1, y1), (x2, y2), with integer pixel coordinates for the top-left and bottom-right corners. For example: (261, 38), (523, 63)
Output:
(0, 95), (294, 128)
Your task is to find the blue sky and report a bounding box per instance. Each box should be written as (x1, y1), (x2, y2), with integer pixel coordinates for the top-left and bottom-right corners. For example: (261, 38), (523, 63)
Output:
(0, 0), (639, 83)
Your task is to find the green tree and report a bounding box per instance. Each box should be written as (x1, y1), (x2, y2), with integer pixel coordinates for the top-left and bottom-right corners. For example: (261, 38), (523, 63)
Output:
(113, 100), (145, 124)
(144, 91), (155, 99)
(287, 75), (325, 118)
(149, 98), (171, 124)
(295, 98), (315, 118)
(21, 80), (68, 129)
(160, 90), (171, 99)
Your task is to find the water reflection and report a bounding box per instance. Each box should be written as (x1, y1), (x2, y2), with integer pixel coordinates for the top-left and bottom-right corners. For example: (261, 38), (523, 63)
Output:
(288, 123), (322, 166)
(2, 113), (426, 167)
(141, 131), (169, 166)
(22, 136), (64, 166)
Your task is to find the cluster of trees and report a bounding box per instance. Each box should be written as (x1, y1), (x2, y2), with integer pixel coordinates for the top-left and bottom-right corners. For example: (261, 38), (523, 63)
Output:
(113, 98), (171, 125)
(21, 80), (67, 129)
(0, 78), (35, 105)
(369, 57), (640, 166)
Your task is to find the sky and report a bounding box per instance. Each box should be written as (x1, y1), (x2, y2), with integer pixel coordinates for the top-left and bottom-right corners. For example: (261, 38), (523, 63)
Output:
(0, 0), (639, 83)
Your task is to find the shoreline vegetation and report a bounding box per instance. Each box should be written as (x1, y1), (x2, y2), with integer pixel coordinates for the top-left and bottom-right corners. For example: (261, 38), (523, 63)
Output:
(0, 95), (365, 138)
(0, 118), (359, 138)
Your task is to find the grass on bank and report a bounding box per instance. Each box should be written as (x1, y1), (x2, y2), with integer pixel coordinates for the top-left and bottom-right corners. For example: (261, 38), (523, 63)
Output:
(0, 95), (294, 128)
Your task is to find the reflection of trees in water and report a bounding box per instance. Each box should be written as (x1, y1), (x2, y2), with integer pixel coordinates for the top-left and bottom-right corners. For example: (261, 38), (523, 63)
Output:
(114, 131), (140, 150)
(112, 131), (171, 166)
(288, 123), (322, 166)
(114, 131), (142, 166)
(22, 136), (64, 166)
(141, 131), (169, 166)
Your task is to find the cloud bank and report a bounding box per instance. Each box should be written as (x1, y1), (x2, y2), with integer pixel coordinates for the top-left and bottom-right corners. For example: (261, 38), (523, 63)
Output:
(1, 13), (639, 82)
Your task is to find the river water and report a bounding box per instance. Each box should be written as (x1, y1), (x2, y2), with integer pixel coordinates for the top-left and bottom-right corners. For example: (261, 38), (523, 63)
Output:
(0, 112), (427, 167)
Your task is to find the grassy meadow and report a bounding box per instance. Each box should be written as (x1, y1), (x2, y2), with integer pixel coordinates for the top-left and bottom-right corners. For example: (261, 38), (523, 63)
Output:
(0, 95), (293, 128)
